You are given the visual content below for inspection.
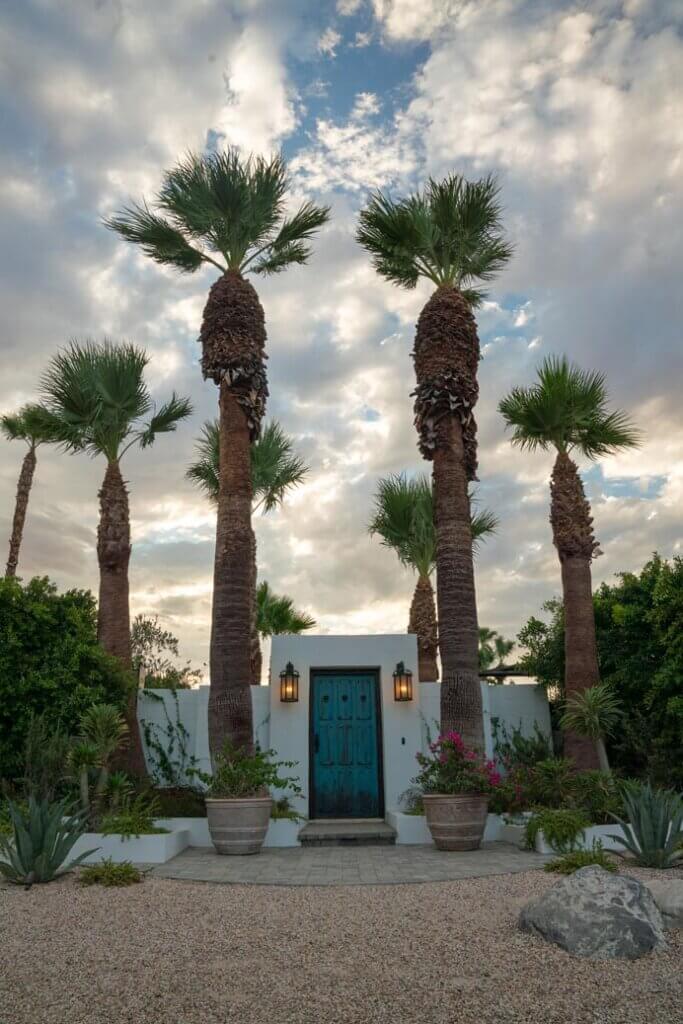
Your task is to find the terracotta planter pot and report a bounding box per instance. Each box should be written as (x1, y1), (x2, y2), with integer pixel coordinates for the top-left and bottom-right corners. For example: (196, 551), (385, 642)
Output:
(422, 793), (488, 851)
(205, 797), (272, 855)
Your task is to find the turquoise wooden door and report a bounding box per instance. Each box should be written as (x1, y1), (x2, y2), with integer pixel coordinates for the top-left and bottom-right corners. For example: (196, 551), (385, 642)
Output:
(311, 672), (382, 818)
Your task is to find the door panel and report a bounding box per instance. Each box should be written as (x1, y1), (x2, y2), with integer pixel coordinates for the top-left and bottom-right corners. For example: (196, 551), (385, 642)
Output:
(311, 672), (382, 818)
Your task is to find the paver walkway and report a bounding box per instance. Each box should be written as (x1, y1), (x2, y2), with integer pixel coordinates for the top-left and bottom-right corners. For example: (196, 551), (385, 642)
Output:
(152, 841), (549, 886)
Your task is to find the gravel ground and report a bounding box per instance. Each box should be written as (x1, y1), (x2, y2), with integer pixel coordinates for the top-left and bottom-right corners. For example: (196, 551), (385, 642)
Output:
(2, 867), (682, 1024)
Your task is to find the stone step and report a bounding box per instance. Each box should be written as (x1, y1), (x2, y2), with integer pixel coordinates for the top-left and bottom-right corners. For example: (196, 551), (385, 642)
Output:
(299, 818), (396, 847)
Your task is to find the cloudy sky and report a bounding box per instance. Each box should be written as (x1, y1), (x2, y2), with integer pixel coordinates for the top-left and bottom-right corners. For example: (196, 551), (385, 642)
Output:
(1, 0), (682, 678)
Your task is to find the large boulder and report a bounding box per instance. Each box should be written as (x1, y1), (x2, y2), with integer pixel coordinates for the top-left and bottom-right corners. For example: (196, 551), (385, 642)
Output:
(646, 879), (683, 929)
(519, 866), (666, 959)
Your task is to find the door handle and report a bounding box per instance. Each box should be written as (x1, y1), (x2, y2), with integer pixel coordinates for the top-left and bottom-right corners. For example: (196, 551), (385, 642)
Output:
(314, 733), (319, 754)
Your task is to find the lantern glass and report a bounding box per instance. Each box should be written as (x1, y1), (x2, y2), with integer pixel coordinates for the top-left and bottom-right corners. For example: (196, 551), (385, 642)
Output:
(393, 661), (413, 702)
(279, 662), (299, 702)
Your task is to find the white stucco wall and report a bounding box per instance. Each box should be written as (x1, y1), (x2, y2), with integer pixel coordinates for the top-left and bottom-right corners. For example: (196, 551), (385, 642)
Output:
(269, 634), (422, 818)
(138, 642), (551, 819)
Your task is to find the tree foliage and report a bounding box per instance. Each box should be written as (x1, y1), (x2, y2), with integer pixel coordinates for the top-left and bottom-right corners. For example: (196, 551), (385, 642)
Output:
(0, 577), (130, 782)
(105, 149), (330, 277)
(518, 554), (683, 786)
(356, 173), (513, 304)
(368, 472), (498, 578)
(499, 356), (641, 459)
(256, 581), (316, 637)
(186, 419), (308, 512)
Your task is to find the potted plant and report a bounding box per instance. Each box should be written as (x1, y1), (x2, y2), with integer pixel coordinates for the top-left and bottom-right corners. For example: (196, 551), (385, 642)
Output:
(415, 732), (501, 851)
(195, 745), (301, 856)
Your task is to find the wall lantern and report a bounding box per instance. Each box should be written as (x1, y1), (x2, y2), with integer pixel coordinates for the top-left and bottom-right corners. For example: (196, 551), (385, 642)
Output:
(279, 662), (300, 703)
(393, 661), (413, 702)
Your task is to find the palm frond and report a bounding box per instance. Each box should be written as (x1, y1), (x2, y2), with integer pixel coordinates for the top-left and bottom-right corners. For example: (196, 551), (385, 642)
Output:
(256, 580), (316, 637)
(252, 421), (309, 512)
(39, 339), (190, 462)
(104, 202), (207, 272)
(471, 504), (499, 551)
(499, 356), (642, 458)
(357, 172), (513, 290)
(186, 418), (308, 511)
(109, 148), (327, 277)
(138, 394), (193, 449)
(369, 473), (435, 577)
(186, 420), (220, 503)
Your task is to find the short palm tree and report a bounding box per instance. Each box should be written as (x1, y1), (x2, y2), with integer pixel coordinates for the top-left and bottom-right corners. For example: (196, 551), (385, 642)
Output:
(1, 406), (54, 577)
(560, 683), (621, 772)
(35, 340), (192, 776)
(358, 175), (513, 748)
(186, 418), (309, 682)
(369, 473), (498, 683)
(106, 149), (329, 756)
(499, 356), (640, 767)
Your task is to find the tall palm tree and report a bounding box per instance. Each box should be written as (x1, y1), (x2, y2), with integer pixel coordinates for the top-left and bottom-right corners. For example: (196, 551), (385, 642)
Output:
(36, 340), (192, 776)
(369, 473), (498, 683)
(106, 149), (329, 756)
(1, 406), (54, 577)
(478, 628), (515, 673)
(499, 356), (640, 767)
(357, 176), (513, 747)
(186, 418), (309, 682)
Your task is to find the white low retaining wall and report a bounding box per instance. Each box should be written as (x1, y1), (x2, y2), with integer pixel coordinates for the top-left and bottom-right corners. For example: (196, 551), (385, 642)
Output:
(70, 828), (189, 865)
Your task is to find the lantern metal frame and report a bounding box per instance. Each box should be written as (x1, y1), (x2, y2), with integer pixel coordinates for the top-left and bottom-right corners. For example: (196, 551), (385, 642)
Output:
(279, 661), (300, 703)
(392, 660), (413, 702)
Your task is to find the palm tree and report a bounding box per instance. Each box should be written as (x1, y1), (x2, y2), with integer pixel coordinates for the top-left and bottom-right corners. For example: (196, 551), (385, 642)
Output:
(478, 628), (515, 677)
(186, 418), (309, 682)
(369, 473), (498, 683)
(499, 356), (640, 767)
(357, 175), (512, 748)
(256, 579), (315, 637)
(106, 149), (329, 756)
(1, 406), (54, 577)
(560, 684), (621, 772)
(35, 340), (192, 776)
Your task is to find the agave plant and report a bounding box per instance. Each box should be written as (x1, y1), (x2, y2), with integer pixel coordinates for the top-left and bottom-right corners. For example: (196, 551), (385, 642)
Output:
(609, 782), (683, 869)
(0, 797), (96, 887)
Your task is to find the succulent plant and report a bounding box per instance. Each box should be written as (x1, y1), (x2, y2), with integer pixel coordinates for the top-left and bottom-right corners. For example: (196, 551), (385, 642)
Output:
(0, 797), (97, 887)
(609, 782), (683, 869)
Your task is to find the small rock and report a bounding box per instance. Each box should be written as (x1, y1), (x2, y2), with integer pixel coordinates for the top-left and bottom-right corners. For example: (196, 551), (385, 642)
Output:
(519, 866), (666, 959)
(646, 879), (683, 929)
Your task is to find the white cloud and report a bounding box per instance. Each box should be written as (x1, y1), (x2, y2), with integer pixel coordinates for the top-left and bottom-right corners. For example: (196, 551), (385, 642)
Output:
(337, 0), (364, 14)
(318, 27), (342, 57)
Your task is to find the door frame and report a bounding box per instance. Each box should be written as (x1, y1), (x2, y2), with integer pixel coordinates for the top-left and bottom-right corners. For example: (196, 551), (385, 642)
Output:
(308, 667), (385, 820)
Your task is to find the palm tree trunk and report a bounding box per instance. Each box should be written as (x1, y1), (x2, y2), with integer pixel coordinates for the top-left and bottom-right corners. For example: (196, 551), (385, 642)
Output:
(596, 737), (610, 773)
(97, 460), (147, 778)
(412, 285), (483, 749)
(5, 445), (36, 577)
(551, 451), (600, 770)
(200, 270), (267, 757)
(408, 574), (439, 682)
(433, 419), (482, 748)
(208, 380), (255, 756)
(249, 542), (262, 684)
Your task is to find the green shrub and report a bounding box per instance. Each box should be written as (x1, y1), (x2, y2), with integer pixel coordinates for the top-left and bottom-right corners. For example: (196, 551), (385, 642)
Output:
(0, 576), (130, 783)
(567, 769), (624, 824)
(195, 744), (301, 800)
(79, 858), (142, 887)
(99, 794), (168, 838)
(609, 782), (683, 868)
(545, 842), (617, 875)
(524, 808), (589, 853)
(527, 759), (575, 808)
(0, 797), (96, 886)
(271, 796), (303, 821)
(491, 719), (553, 768)
(147, 786), (206, 818)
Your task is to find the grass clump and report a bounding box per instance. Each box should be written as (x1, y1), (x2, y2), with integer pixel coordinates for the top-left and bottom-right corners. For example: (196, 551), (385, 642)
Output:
(545, 841), (617, 875)
(80, 858), (142, 887)
(524, 807), (589, 853)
